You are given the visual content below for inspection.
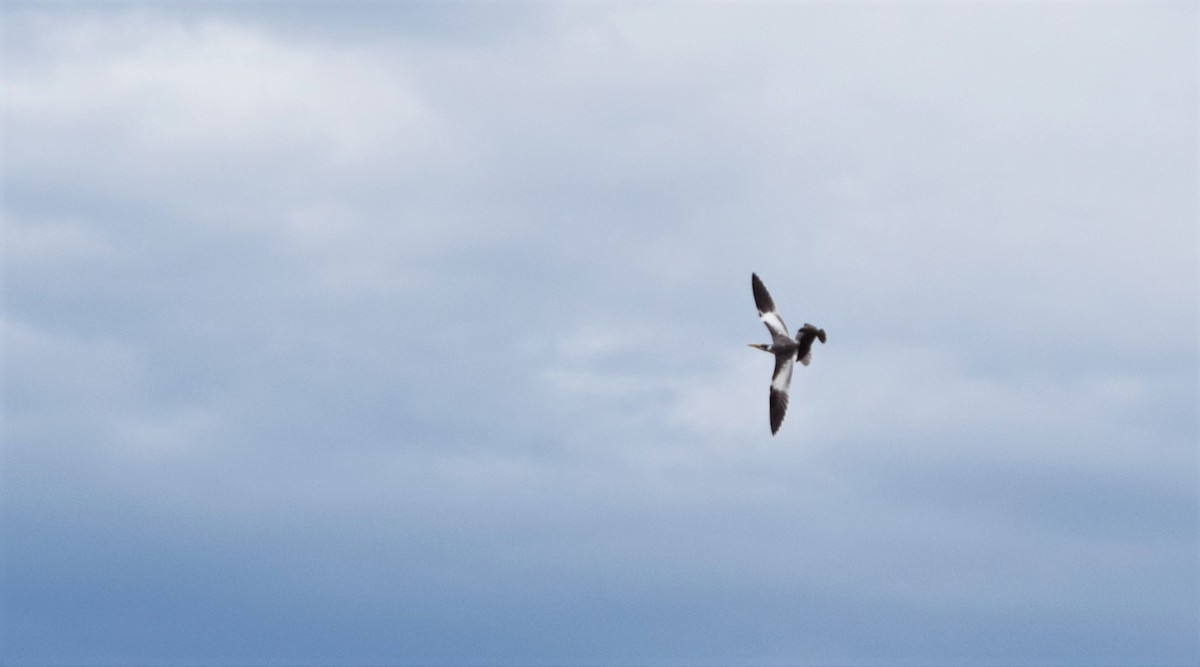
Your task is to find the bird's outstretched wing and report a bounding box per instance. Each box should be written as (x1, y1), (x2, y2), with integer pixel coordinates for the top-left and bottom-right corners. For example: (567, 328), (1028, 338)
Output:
(752, 273), (790, 344)
(769, 353), (794, 435)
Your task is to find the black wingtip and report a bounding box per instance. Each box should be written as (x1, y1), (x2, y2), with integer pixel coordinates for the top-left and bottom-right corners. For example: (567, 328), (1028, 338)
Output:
(751, 273), (775, 315)
(769, 387), (788, 435)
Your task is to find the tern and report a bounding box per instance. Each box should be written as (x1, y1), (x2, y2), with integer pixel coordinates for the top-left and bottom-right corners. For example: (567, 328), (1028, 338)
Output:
(748, 273), (826, 435)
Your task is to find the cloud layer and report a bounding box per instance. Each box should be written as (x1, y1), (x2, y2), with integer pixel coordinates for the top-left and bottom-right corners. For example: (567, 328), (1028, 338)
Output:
(4, 3), (1197, 665)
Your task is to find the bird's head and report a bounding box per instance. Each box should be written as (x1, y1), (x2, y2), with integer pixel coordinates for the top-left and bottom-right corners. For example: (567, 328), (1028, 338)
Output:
(747, 343), (771, 352)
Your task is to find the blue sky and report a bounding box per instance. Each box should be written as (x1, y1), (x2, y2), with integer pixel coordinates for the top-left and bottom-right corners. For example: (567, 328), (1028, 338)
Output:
(2, 2), (1197, 665)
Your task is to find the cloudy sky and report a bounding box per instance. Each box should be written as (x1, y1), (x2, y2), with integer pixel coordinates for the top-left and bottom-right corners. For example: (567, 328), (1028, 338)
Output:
(3, 2), (1197, 665)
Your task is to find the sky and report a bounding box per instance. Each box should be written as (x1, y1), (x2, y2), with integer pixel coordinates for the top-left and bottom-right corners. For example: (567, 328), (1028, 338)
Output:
(2, 2), (1197, 665)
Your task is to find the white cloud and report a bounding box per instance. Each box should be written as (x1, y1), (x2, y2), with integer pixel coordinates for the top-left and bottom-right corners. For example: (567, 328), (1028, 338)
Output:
(3, 10), (447, 266)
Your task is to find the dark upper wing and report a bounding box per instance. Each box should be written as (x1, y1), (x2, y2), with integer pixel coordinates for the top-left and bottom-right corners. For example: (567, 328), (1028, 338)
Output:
(796, 332), (815, 367)
(752, 273), (775, 314)
(769, 387), (788, 435)
(752, 273), (790, 343)
(769, 353), (794, 435)
(796, 325), (827, 367)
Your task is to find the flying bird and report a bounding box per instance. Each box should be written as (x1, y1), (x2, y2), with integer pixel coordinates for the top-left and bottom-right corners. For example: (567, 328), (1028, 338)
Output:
(748, 273), (826, 435)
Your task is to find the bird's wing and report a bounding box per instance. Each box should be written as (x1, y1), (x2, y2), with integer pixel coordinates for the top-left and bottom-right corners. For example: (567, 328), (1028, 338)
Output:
(796, 325), (826, 367)
(796, 331), (815, 367)
(769, 354), (794, 435)
(752, 273), (790, 343)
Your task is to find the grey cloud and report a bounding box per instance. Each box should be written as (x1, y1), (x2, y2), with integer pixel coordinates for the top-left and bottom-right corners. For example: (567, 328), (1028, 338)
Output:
(3, 3), (1196, 666)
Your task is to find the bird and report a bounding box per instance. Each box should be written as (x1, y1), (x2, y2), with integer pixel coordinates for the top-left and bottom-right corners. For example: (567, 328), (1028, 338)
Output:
(748, 273), (826, 435)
